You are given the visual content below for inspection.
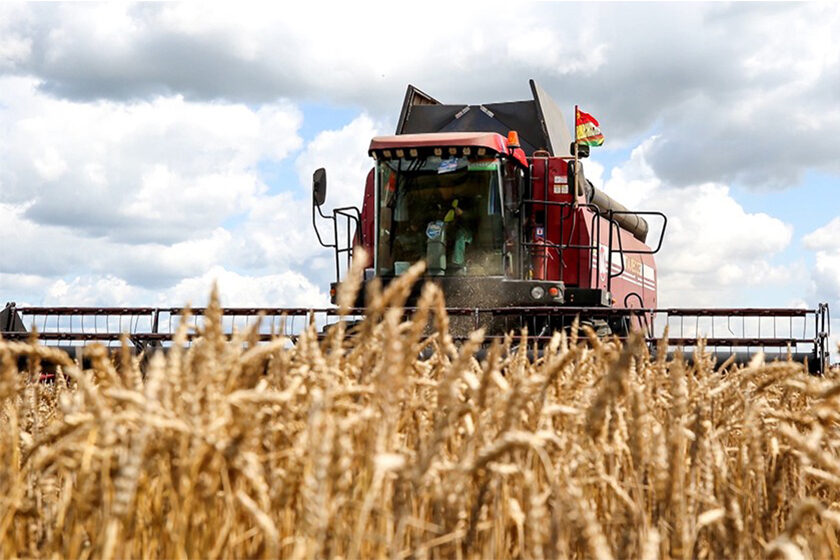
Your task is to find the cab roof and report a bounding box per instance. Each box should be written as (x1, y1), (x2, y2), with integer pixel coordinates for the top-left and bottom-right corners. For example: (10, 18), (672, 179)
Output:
(369, 132), (528, 167)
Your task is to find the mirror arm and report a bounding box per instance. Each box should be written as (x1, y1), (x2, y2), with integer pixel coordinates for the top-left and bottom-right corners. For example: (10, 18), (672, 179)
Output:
(315, 201), (331, 220)
(312, 201), (335, 249)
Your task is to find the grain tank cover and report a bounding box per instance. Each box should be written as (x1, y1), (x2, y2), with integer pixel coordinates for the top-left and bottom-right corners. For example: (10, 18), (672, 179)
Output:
(395, 80), (572, 157)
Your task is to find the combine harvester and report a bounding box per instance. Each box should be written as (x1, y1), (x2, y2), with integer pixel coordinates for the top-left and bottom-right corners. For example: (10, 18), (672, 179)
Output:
(1, 81), (831, 373)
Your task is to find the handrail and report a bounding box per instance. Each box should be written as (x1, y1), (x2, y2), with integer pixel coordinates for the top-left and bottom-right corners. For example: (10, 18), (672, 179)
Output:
(313, 199), (361, 285)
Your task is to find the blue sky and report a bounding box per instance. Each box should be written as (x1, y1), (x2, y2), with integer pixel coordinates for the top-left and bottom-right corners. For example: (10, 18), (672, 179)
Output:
(0, 2), (838, 355)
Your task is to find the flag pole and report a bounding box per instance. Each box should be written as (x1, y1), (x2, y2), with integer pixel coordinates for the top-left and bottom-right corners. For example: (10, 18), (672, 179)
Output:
(573, 105), (579, 204)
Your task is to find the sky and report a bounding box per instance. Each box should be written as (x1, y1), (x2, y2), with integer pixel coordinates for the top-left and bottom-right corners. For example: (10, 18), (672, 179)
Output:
(0, 2), (838, 355)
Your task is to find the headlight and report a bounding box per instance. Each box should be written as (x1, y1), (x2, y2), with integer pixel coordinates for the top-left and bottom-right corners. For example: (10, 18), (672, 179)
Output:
(530, 286), (545, 300)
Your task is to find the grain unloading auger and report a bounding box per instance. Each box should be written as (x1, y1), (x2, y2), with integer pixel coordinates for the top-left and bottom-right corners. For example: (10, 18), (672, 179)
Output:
(1, 81), (832, 373)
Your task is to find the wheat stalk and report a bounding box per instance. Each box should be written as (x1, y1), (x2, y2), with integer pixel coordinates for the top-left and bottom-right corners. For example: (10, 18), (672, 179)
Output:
(0, 266), (837, 558)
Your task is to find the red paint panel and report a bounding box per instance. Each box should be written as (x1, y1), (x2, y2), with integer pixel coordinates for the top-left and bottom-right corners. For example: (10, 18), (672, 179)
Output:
(359, 168), (376, 267)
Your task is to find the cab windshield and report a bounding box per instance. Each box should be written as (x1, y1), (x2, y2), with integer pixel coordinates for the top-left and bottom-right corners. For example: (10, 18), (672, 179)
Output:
(376, 154), (505, 277)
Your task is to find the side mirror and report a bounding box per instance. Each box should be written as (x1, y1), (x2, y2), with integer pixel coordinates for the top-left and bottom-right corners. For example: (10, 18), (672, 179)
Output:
(313, 168), (327, 207)
(567, 160), (576, 191)
(567, 160), (586, 199)
(570, 142), (590, 159)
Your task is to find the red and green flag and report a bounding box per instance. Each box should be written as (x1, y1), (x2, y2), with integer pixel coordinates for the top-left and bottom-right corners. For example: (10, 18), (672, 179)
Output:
(575, 107), (604, 147)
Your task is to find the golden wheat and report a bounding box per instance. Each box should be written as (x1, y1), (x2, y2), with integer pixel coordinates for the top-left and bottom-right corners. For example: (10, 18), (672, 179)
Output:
(1, 269), (839, 559)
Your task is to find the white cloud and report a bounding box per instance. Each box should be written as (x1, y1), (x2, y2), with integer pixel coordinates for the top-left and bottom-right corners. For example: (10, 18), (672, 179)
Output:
(294, 113), (385, 211)
(0, 110), (379, 307)
(166, 267), (328, 309)
(0, 201), (232, 287)
(598, 138), (795, 307)
(812, 252), (840, 301)
(0, 4), (31, 71)
(597, 142), (838, 362)
(2, 3), (838, 189)
(222, 191), (319, 274)
(504, 20), (607, 75)
(802, 218), (840, 359)
(803, 217), (840, 251)
(46, 275), (139, 307)
(14, 266), (329, 309)
(0, 76), (302, 244)
(0, 273), (52, 306)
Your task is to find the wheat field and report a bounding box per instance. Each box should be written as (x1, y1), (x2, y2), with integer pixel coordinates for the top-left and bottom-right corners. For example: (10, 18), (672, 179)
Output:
(2, 263), (839, 559)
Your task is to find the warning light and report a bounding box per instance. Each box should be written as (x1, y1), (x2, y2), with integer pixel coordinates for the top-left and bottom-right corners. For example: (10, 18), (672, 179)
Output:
(548, 286), (560, 298)
(507, 130), (520, 149)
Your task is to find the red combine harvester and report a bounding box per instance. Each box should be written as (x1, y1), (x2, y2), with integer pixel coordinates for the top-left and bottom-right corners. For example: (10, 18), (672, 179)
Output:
(314, 81), (664, 339)
(1, 81), (831, 372)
